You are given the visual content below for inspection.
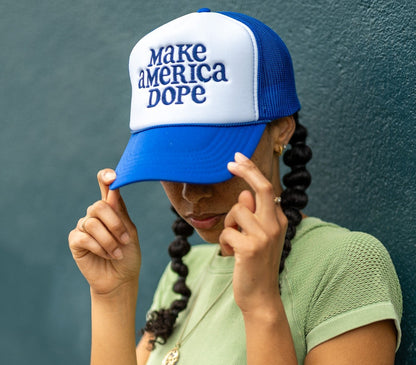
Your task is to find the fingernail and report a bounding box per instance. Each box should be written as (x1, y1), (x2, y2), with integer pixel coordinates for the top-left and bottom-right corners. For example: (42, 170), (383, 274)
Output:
(120, 232), (129, 244)
(113, 248), (124, 260)
(104, 171), (116, 181)
(235, 152), (248, 162)
(227, 161), (238, 170)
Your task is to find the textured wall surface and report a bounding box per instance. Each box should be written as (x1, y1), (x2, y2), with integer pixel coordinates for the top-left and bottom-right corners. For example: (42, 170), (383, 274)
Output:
(0, 0), (414, 363)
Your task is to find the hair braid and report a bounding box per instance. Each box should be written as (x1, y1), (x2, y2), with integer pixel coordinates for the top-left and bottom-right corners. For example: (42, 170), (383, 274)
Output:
(141, 207), (194, 349)
(280, 112), (312, 274)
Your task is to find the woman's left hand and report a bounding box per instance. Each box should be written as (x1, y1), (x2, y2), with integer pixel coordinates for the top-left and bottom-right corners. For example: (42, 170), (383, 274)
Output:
(219, 152), (288, 315)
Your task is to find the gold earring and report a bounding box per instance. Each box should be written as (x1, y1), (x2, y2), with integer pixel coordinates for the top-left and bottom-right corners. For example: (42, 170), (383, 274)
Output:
(276, 145), (283, 156)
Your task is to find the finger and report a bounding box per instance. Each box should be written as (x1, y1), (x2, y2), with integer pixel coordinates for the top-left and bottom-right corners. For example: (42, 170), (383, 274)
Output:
(227, 153), (276, 220)
(219, 240), (235, 256)
(275, 203), (288, 233)
(224, 203), (263, 236)
(106, 188), (128, 216)
(86, 200), (130, 244)
(238, 190), (256, 213)
(97, 169), (130, 221)
(97, 169), (116, 201)
(219, 226), (249, 253)
(222, 190), (256, 233)
(77, 217), (89, 232)
(81, 217), (124, 260)
(270, 192), (288, 232)
(69, 229), (112, 260)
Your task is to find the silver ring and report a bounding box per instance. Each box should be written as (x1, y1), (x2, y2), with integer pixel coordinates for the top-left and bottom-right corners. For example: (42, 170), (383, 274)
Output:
(274, 196), (282, 204)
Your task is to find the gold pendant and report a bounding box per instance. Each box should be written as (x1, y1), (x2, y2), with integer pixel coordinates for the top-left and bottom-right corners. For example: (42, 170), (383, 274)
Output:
(162, 347), (180, 365)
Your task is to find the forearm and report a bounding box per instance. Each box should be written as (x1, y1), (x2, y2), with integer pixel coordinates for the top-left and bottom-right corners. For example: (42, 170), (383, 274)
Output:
(243, 297), (297, 365)
(90, 280), (139, 365)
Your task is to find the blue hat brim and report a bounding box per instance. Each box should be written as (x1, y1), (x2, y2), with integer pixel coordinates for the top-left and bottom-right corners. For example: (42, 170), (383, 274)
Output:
(110, 123), (267, 189)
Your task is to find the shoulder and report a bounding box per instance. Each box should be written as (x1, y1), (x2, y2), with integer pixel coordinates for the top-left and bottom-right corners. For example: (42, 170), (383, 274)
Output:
(285, 217), (401, 296)
(281, 217), (403, 352)
(287, 217), (396, 271)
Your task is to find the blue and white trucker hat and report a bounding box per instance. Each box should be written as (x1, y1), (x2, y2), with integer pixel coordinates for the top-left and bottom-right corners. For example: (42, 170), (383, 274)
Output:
(111, 8), (300, 189)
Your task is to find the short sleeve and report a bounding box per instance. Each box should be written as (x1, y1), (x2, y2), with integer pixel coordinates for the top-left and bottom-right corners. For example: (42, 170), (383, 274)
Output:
(305, 232), (402, 352)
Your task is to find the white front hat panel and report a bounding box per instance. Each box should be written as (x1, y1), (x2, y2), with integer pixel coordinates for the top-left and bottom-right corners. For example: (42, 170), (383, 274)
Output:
(129, 12), (258, 132)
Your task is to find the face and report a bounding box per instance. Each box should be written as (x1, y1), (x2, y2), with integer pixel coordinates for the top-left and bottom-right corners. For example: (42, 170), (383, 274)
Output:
(161, 123), (283, 243)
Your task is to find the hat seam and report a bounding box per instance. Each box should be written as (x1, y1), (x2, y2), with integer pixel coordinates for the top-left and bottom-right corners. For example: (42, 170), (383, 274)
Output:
(129, 120), (270, 134)
(219, 12), (259, 121)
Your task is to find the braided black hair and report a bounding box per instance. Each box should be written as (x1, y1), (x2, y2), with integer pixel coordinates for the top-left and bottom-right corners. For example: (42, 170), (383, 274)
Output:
(143, 112), (312, 347)
(280, 112), (312, 274)
(141, 208), (194, 349)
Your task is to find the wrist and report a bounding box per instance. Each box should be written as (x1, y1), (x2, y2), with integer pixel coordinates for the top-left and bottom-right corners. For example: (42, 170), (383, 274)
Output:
(90, 279), (139, 365)
(91, 279), (139, 305)
(242, 295), (285, 325)
(91, 279), (138, 341)
(243, 295), (297, 365)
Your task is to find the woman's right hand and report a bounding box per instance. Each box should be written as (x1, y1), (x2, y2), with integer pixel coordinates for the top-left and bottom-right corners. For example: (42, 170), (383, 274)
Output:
(68, 169), (141, 296)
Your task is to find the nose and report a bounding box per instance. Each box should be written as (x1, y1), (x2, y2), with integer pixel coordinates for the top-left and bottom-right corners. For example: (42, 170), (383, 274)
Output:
(181, 183), (213, 204)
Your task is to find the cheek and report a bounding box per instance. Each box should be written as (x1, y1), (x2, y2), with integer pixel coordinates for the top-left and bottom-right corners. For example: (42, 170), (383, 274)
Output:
(229, 175), (253, 193)
(251, 155), (274, 181)
(160, 182), (183, 207)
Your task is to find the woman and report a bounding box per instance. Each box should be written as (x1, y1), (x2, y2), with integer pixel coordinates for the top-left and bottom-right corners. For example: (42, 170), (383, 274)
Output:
(68, 9), (402, 365)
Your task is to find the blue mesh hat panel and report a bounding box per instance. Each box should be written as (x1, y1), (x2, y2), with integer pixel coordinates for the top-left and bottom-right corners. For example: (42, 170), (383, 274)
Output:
(220, 12), (301, 120)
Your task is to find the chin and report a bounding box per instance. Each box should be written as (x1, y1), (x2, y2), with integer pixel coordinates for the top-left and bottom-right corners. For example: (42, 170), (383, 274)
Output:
(194, 229), (221, 244)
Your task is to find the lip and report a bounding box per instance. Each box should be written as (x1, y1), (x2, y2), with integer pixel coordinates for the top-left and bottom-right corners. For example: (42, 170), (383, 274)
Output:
(188, 213), (225, 230)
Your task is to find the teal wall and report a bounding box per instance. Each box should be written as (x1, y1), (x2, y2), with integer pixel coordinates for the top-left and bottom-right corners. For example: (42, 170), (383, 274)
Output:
(0, 0), (414, 363)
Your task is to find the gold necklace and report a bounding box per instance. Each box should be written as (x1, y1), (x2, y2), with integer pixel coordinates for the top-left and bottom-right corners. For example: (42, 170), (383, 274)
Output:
(162, 251), (233, 365)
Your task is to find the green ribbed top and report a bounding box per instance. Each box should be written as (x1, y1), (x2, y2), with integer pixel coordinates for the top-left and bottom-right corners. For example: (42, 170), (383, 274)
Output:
(146, 217), (402, 364)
